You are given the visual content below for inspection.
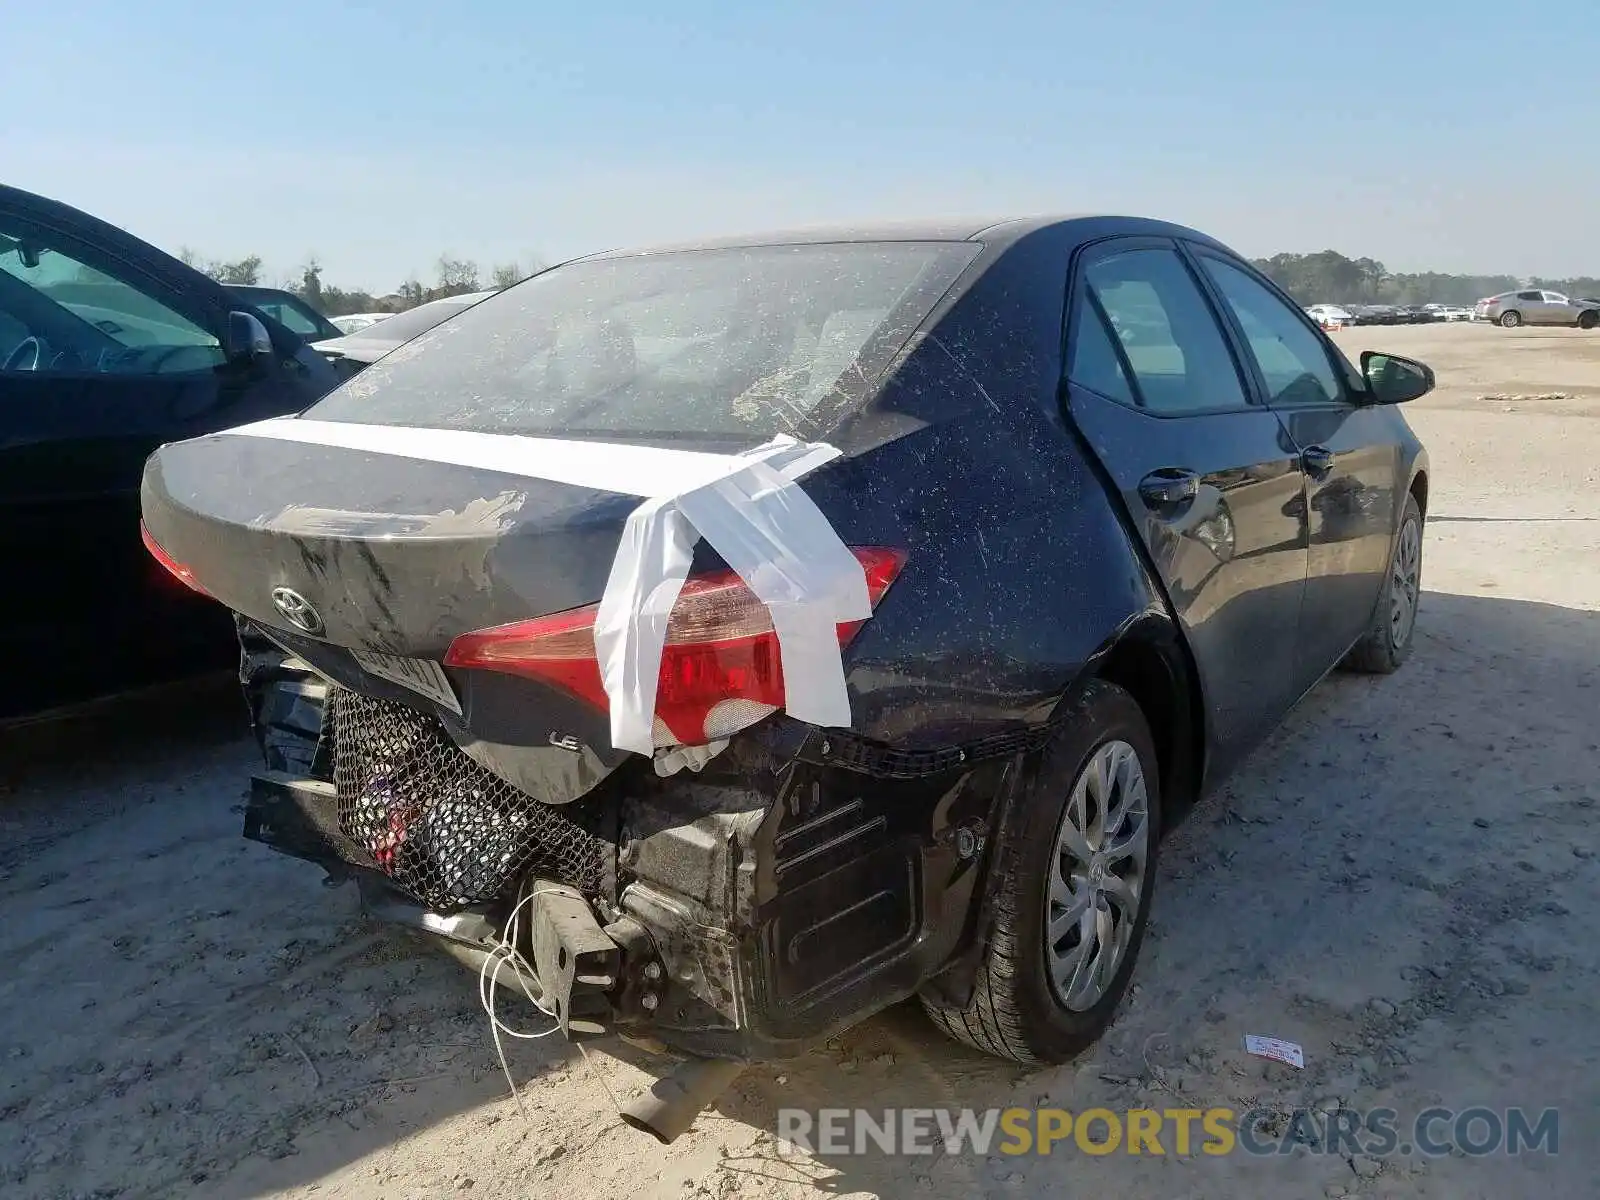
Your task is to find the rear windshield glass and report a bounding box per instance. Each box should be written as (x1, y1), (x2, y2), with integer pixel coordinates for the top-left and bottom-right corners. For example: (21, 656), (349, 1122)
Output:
(306, 242), (979, 440)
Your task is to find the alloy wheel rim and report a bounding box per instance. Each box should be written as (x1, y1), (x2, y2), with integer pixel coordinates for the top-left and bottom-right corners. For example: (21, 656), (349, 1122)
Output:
(1390, 517), (1422, 646)
(1044, 739), (1150, 1012)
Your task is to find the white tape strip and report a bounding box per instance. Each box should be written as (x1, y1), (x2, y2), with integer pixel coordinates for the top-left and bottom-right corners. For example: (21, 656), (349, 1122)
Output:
(218, 418), (864, 755)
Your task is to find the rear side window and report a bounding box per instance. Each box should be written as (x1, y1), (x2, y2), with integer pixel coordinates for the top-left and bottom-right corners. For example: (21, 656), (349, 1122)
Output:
(1068, 297), (1136, 405)
(1516, 291), (1542, 301)
(253, 295), (334, 339)
(1082, 248), (1248, 415)
(306, 243), (980, 441)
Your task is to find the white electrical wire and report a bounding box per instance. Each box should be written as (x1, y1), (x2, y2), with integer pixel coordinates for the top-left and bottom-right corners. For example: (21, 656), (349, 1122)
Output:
(476, 886), (568, 1122)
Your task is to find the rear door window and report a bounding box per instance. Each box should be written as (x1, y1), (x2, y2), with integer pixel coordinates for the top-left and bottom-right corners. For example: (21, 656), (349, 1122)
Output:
(1081, 247), (1249, 415)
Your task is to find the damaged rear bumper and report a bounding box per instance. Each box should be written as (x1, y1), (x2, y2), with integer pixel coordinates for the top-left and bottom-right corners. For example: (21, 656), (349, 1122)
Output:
(243, 716), (1032, 1062)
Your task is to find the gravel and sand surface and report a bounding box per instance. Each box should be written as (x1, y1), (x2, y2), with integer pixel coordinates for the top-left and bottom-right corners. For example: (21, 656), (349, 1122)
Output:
(2, 322), (1597, 1199)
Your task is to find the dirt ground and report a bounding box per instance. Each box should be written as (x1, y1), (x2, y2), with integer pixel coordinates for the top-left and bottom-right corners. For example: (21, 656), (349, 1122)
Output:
(3, 322), (1598, 1200)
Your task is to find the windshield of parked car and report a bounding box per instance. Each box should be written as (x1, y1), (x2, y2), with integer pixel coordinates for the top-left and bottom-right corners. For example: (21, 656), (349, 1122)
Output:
(306, 242), (980, 440)
(351, 294), (492, 344)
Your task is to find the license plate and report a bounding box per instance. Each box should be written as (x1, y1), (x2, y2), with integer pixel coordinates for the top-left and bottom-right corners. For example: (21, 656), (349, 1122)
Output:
(350, 649), (462, 714)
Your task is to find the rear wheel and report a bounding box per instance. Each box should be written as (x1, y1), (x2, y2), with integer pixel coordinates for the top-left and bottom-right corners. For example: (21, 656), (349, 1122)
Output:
(920, 679), (1160, 1063)
(237, 616), (330, 777)
(1343, 495), (1423, 674)
(1578, 310), (1598, 331)
(1499, 310), (1522, 328)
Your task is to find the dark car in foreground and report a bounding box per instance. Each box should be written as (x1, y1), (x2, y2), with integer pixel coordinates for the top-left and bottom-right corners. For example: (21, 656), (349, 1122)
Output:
(140, 215), (1432, 1140)
(0, 184), (340, 719)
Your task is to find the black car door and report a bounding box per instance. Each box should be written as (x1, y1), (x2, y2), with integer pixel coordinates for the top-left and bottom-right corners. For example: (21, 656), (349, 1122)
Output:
(1062, 237), (1310, 774)
(1186, 249), (1401, 691)
(0, 198), (312, 714)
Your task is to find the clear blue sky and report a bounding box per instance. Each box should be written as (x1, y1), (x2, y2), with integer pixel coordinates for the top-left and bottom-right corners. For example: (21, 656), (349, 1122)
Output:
(8, 1), (1597, 290)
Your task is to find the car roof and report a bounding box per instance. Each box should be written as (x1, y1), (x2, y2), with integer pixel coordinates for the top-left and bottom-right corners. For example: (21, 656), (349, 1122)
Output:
(579, 214), (1236, 260)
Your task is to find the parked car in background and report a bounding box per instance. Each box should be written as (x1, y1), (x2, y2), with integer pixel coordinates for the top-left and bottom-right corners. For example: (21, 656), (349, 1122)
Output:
(312, 290), (497, 378)
(1475, 290), (1600, 329)
(1305, 303), (1356, 327)
(1344, 305), (1397, 326)
(226, 284), (344, 344)
(1394, 305), (1436, 325)
(142, 214), (1434, 1141)
(329, 312), (390, 335)
(0, 184), (341, 719)
(1423, 304), (1473, 322)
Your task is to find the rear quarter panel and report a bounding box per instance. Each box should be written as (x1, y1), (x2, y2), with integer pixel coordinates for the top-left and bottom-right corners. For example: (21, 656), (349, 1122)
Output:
(811, 407), (1167, 747)
(813, 222), (1181, 747)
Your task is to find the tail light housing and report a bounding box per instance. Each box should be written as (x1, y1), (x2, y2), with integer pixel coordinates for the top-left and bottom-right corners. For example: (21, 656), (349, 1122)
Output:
(140, 523), (209, 595)
(445, 547), (906, 747)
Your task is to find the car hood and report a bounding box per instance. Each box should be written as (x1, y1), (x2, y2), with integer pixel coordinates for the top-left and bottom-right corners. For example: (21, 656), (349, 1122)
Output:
(311, 332), (410, 364)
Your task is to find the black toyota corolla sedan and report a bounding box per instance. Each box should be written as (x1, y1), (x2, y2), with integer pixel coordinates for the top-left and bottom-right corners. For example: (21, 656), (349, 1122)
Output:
(140, 215), (1431, 1137)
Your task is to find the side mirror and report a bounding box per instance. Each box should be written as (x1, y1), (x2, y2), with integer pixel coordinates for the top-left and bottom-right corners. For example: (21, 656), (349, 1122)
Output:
(1361, 351), (1434, 405)
(225, 310), (275, 368)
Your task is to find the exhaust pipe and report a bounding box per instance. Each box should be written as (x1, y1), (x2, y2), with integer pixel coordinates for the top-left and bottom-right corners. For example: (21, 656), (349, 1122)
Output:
(619, 1056), (745, 1144)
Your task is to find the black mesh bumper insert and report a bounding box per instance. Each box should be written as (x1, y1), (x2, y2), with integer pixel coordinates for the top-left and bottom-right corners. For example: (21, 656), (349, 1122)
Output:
(330, 687), (610, 912)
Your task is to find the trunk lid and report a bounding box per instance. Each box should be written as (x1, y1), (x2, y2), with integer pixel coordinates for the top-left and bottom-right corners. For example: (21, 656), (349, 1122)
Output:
(142, 428), (652, 801)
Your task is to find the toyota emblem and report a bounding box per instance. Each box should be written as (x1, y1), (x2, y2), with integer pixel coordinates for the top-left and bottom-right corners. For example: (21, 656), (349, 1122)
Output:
(270, 587), (324, 636)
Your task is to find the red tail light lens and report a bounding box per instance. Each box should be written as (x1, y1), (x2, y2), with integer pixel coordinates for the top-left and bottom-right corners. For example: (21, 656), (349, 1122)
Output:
(445, 547), (906, 747)
(140, 523), (209, 595)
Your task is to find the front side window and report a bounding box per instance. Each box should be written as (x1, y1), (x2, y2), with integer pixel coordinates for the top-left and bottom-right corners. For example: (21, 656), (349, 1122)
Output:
(0, 224), (223, 375)
(1082, 247), (1249, 415)
(308, 243), (980, 440)
(1198, 256), (1346, 408)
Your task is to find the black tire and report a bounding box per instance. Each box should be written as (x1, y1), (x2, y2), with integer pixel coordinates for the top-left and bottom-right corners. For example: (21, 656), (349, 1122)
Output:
(1499, 310), (1521, 328)
(237, 615), (330, 777)
(1342, 495), (1424, 674)
(920, 679), (1161, 1064)
(1578, 310), (1598, 331)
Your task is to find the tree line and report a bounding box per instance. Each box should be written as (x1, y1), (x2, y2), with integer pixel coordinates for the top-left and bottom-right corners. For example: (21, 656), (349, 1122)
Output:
(176, 244), (1600, 316)
(174, 250), (541, 316)
(1249, 250), (1600, 307)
